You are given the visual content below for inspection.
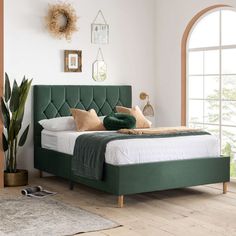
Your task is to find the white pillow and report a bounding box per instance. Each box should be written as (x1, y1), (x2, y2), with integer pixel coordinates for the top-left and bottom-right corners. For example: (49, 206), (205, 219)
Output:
(99, 116), (106, 122)
(39, 116), (76, 131)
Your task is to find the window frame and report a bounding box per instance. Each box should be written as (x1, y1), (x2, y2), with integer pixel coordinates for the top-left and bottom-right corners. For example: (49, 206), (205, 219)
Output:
(186, 7), (236, 148)
(181, 4), (230, 126)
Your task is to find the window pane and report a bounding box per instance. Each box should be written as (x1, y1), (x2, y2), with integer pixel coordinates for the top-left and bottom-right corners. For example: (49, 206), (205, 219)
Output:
(204, 124), (220, 138)
(204, 50), (219, 74)
(222, 76), (236, 100)
(188, 100), (203, 123)
(222, 49), (236, 74)
(222, 10), (236, 46)
(188, 76), (203, 99)
(222, 101), (236, 126)
(204, 100), (219, 124)
(222, 126), (236, 152)
(189, 11), (220, 48)
(188, 51), (203, 75)
(204, 76), (219, 99)
(189, 123), (204, 129)
(187, 9), (236, 178)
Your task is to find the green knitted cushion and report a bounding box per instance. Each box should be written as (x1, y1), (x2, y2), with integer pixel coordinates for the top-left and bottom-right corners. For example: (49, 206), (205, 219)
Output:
(103, 113), (136, 130)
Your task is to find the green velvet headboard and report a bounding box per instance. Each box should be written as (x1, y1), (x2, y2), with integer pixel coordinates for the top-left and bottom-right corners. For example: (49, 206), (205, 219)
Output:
(33, 85), (132, 147)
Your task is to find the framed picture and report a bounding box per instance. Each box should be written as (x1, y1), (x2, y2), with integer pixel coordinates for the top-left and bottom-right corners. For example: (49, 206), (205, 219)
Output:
(91, 24), (109, 44)
(64, 50), (82, 72)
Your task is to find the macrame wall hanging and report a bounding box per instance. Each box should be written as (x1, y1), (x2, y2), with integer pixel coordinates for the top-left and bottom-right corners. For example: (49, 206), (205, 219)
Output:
(92, 48), (107, 82)
(91, 10), (109, 44)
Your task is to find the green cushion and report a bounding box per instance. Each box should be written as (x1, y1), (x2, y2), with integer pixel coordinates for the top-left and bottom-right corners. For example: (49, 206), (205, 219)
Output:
(103, 113), (136, 130)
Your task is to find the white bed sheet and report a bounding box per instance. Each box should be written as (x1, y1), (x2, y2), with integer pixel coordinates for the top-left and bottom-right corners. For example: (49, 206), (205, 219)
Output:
(41, 130), (220, 166)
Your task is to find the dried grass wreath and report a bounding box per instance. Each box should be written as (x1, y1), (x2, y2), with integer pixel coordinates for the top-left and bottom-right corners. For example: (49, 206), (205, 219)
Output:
(46, 3), (78, 40)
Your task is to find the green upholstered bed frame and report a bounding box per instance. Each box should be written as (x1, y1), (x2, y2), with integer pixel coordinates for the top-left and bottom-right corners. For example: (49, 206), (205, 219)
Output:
(34, 85), (230, 207)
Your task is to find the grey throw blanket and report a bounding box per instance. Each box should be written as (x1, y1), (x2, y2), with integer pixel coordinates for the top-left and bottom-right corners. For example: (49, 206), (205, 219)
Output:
(72, 131), (210, 180)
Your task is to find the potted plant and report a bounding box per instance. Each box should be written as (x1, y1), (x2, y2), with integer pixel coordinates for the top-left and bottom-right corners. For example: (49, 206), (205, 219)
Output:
(1, 73), (32, 186)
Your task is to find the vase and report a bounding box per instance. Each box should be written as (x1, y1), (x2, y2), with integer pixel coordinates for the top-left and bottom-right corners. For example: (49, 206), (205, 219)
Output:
(4, 169), (28, 187)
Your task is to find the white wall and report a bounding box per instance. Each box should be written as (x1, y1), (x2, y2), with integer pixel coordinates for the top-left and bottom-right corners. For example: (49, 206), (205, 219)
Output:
(155, 0), (236, 126)
(7, 0), (236, 174)
(4, 0), (156, 174)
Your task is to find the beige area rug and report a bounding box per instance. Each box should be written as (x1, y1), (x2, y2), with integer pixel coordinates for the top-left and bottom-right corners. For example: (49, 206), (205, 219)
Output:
(0, 197), (120, 236)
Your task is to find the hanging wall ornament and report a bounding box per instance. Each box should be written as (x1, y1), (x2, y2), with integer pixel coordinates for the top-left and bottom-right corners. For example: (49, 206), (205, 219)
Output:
(45, 2), (78, 40)
(91, 10), (109, 44)
(92, 48), (107, 82)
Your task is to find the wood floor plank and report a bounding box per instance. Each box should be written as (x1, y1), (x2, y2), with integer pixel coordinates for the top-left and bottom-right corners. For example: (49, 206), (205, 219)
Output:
(1, 177), (236, 236)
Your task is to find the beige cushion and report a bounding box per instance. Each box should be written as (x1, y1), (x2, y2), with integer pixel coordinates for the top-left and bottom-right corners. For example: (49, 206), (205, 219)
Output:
(70, 108), (105, 131)
(116, 105), (152, 128)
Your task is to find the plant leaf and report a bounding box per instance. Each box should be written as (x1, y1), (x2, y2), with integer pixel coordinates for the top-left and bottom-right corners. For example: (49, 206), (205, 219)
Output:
(1, 97), (10, 130)
(10, 78), (32, 142)
(20, 75), (26, 88)
(10, 80), (20, 112)
(2, 133), (8, 152)
(18, 125), (29, 147)
(15, 79), (32, 122)
(14, 109), (24, 137)
(4, 73), (11, 103)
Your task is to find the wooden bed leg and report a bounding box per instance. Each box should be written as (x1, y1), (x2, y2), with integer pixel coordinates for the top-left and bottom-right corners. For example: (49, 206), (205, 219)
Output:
(223, 182), (228, 194)
(118, 195), (124, 208)
(70, 181), (74, 190)
(39, 170), (43, 178)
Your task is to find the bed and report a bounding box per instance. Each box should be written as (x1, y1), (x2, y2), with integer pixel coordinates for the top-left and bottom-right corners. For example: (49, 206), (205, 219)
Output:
(34, 85), (230, 207)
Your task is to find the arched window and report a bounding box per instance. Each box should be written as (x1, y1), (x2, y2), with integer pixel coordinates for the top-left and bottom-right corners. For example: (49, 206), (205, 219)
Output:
(186, 7), (236, 176)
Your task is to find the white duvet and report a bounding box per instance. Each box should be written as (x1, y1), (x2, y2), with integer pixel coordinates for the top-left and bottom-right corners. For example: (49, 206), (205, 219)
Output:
(41, 130), (220, 166)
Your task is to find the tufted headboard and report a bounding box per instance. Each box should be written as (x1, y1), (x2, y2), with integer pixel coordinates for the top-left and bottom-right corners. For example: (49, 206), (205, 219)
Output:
(33, 85), (132, 147)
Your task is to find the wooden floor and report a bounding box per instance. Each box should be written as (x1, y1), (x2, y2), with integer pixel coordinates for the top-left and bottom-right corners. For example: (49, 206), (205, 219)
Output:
(1, 177), (236, 236)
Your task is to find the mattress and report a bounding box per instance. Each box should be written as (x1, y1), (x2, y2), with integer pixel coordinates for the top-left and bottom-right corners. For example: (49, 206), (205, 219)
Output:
(41, 130), (220, 166)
